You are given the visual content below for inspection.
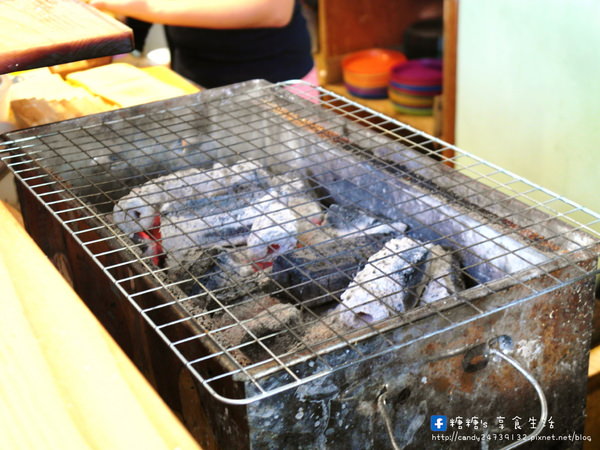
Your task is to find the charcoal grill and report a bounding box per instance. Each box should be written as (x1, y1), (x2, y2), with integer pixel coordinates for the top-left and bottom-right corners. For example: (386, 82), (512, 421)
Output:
(3, 80), (600, 449)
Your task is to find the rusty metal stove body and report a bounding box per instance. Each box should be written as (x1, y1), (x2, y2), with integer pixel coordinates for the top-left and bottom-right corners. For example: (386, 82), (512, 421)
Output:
(3, 80), (599, 449)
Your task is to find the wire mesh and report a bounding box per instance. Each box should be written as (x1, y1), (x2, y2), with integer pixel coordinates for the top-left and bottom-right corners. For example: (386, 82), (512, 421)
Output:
(2, 79), (599, 404)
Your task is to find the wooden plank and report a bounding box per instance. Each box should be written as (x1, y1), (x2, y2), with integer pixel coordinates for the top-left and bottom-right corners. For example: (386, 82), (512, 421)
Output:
(589, 345), (600, 378)
(141, 65), (201, 94)
(66, 63), (189, 107)
(585, 364), (600, 448)
(2, 200), (23, 227)
(0, 200), (202, 450)
(0, 0), (133, 74)
(441, 0), (459, 146)
(15, 178), (237, 448)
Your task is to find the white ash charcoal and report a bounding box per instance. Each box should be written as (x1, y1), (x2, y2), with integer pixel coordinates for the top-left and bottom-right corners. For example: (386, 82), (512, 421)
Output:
(268, 233), (392, 308)
(244, 180), (324, 262)
(324, 204), (408, 237)
(159, 186), (270, 259)
(335, 237), (429, 328)
(112, 160), (269, 236)
(420, 244), (465, 304)
(269, 174), (325, 224)
(270, 173), (316, 198)
(246, 199), (300, 261)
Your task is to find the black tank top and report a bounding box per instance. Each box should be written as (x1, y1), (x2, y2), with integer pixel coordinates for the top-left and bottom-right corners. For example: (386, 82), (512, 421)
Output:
(164, 1), (313, 88)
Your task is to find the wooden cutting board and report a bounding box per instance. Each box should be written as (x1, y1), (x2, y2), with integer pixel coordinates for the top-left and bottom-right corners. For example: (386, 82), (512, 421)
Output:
(0, 0), (133, 74)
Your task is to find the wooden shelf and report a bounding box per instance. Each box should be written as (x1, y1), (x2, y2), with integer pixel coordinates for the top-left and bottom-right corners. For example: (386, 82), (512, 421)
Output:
(324, 83), (436, 136)
(316, 0), (448, 139)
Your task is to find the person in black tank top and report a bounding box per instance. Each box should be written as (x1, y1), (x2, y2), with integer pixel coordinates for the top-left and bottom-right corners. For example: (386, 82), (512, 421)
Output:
(90, 0), (313, 88)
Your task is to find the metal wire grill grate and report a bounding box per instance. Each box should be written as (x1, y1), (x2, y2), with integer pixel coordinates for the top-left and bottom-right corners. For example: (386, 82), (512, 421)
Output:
(2, 79), (600, 404)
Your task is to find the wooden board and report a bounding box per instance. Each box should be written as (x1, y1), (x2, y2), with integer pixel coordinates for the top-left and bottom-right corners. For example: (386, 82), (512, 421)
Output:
(441, 0), (458, 145)
(0, 0), (133, 74)
(0, 201), (202, 449)
(66, 62), (189, 107)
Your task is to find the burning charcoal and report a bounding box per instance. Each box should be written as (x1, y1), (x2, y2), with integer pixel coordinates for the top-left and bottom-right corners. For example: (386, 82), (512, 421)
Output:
(112, 160), (270, 237)
(268, 234), (392, 308)
(113, 159), (327, 271)
(246, 198), (323, 264)
(420, 244), (465, 304)
(131, 227), (163, 264)
(335, 237), (430, 328)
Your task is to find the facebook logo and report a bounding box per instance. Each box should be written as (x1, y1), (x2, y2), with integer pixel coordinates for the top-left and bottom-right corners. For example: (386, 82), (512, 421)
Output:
(430, 415), (447, 431)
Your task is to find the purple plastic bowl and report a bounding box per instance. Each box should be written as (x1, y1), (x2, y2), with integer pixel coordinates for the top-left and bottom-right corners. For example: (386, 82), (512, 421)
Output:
(391, 58), (443, 85)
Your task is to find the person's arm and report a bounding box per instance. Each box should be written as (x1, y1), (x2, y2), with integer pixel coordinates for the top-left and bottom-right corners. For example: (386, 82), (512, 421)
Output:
(89, 0), (296, 29)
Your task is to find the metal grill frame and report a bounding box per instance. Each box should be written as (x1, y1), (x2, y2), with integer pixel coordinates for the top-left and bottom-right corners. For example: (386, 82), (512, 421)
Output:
(2, 79), (600, 406)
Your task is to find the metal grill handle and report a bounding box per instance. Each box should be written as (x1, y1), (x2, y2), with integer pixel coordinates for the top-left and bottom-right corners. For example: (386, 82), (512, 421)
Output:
(490, 347), (548, 450)
(376, 338), (547, 449)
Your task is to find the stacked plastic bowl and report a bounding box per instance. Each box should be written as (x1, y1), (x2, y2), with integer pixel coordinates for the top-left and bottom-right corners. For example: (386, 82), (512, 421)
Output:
(342, 49), (407, 99)
(389, 58), (443, 115)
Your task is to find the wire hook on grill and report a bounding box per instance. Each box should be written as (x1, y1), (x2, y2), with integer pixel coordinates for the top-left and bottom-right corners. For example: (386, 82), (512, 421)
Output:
(490, 347), (548, 450)
(376, 337), (547, 450)
(376, 385), (402, 450)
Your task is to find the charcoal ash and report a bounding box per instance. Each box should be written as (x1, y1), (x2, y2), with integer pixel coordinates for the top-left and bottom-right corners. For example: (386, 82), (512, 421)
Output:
(210, 295), (304, 366)
(165, 246), (220, 296)
(184, 250), (271, 310)
(213, 295), (305, 361)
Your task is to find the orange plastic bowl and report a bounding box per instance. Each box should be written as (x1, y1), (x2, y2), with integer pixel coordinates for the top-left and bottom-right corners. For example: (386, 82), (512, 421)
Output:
(342, 49), (407, 88)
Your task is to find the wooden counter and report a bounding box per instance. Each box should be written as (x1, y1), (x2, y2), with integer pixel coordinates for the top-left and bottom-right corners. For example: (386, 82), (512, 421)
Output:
(0, 201), (202, 449)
